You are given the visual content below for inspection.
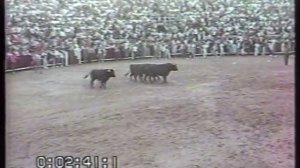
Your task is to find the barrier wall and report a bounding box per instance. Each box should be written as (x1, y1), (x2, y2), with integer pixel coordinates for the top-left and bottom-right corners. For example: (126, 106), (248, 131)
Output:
(5, 46), (294, 73)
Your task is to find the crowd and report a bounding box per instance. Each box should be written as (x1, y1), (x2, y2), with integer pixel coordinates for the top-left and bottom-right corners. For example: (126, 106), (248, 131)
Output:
(6, 0), (295, 69)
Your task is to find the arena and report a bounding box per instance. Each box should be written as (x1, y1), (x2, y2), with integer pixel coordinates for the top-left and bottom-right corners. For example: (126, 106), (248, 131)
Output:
(5, 0), (295, 167)
(6, 56), (294, 168)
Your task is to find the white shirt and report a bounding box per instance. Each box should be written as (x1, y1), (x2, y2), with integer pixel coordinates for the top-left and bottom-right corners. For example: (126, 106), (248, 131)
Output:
(74, 47), (81, 56)
(281, 43), (287, 52)
(203, 43), (209, 49)
(132, 46), (138, 52)
(255, 43), (260, 48)
(32, 53), (41, 60)
(124, 42), (130, 49)
(188, 44), (196, 52)
(160, 45), (166, 52)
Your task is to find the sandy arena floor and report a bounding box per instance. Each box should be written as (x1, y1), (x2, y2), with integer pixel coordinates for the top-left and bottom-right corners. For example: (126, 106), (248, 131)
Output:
(6, 56), (294, 168)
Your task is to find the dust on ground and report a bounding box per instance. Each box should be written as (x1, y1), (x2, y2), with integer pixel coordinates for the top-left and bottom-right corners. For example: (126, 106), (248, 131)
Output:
(6, 56), (294, 168)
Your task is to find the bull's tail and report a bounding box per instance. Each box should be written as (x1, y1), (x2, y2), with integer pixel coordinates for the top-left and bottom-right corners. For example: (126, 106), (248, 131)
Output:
(83, 73), (89, 79)
(124, 71), (130, 77)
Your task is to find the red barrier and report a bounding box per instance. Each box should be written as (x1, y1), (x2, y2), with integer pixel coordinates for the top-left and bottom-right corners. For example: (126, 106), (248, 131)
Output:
(6, 55), (33, 70)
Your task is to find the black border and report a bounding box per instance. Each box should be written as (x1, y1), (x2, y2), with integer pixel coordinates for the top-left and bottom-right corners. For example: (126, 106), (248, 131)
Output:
(1, 0), (5, 167)
(295, 0), (299, 167)
(0, 1), (298, 168)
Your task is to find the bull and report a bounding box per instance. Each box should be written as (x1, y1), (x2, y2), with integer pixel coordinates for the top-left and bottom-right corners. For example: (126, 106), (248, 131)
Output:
(124, 64), (161, 82)
(124, 64), (147, 81)
(84, 69), (116, 88)
(143, 63), (178, 83)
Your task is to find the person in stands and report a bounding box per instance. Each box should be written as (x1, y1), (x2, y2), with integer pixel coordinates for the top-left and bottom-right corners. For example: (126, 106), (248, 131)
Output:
(6, 48), (19, 73)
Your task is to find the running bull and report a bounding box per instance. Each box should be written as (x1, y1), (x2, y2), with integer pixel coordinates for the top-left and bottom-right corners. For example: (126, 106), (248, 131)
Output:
(84, 69), (116, 88)
(124, 64), (147, 81)
(124, 64), (159, 81)
(143, 63), (178, 83)
(125, 63), (178, 83)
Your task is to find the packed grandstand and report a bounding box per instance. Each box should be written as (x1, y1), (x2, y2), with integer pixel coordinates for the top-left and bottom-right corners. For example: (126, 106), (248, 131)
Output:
(5, 0), (295, 70)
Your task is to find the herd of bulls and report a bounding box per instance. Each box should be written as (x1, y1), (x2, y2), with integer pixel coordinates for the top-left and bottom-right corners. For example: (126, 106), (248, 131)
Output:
(84, 63), (178, 89)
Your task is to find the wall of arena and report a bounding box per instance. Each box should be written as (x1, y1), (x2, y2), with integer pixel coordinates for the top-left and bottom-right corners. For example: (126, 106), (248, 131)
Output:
(5, 41), (294, 72)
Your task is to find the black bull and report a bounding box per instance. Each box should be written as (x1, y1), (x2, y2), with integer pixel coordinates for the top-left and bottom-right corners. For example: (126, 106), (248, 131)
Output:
(124, 64), (153, 81)
(84, 69), (116, 88)
(124, 63), (178, 83)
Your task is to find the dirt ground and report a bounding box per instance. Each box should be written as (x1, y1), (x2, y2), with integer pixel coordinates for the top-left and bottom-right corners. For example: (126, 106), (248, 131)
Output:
(6, 56), (294, 168)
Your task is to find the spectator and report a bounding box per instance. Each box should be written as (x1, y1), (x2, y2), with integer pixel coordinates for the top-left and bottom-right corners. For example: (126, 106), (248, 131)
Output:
(6, 48), (19, 73)
(202, 41), (209, 58)
(254, 41), (260, 56)
(187, 42), (196, 59)
(154, 41), (161, 59)
(219, 42), (225, 56)
(31, 52), (43, 73)
(74, 44), (82, 64)
(132, 44), (138, 60)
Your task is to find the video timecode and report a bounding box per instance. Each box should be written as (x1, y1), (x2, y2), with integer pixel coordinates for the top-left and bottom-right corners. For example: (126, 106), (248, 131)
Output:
(36, 156), (118, 168)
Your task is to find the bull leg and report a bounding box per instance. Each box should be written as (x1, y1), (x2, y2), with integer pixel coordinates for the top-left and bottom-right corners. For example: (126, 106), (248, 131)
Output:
(145, 75), (151, 82)
(148, 76), (153, 83)
(150, 76), (155, 83)
(130, 73), (134, 80)
(157, 76), (161, 81)
(101, 82), (106, 89)
(152, 76), (156, 82)
(134, 75), (138, 81)
(163, 76), (167, 83)
(138, 74), (143, 81)
(148, 75), (153, 83)
(152, 75), (158, 83)
(146, 75), (150, 82)
(90, 79), (95, 88)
